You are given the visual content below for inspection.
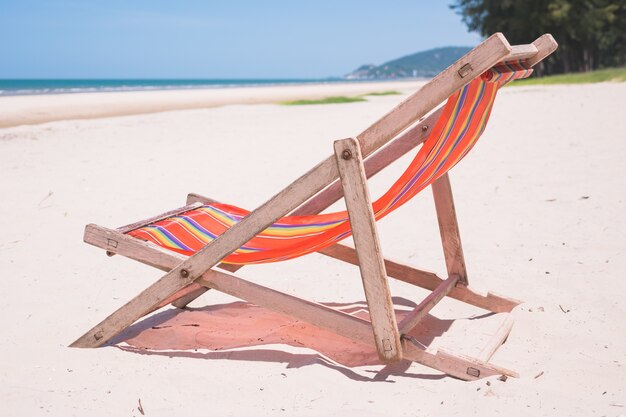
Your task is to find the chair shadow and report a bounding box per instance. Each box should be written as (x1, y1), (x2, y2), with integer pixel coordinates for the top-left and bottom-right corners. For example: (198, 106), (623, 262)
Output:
(110, 296), (457, 382)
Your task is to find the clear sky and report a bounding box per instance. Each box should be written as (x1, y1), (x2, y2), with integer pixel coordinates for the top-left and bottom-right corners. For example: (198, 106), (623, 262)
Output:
(0, 0), (482, 79)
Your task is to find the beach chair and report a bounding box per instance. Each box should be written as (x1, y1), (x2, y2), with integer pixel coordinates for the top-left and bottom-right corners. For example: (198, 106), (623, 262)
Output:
(71, 33), (557, 381)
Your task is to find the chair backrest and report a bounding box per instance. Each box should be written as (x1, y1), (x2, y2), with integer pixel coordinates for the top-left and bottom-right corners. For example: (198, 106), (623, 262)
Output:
(128, 62), (533, 265)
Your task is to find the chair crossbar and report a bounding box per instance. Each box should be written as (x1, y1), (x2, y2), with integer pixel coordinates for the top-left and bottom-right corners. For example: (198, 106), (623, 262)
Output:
(318, 244), (520, 313)
(398, 275), (460, 335)
(117, 201), (205, 234)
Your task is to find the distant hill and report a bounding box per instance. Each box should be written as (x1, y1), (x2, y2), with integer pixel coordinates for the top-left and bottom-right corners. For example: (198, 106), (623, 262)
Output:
(345, 46), (472, 79)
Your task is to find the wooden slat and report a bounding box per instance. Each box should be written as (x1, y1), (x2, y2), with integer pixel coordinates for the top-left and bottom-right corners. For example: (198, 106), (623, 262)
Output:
(501, 44), (538, 62)
(186, 108), (442, 219)
(184, 34), (511, 279)
(294, 107), (443, 216)
(526, 34), (559, 68)
(175, 155), (340, 284)
(320, 243), (441, 284)
(116, 202), (204, 234)
(334, 137), (402, 363)
(355, 33), (511, 158)
(170, 154), (338, 282)
(175, 34), (502, 296)
(479, 310), (517, 362)
(319, 243), (520, 313)
(83, 223), (517, 380)
(432, 173), (468, 285)
(195, 273), (375, 346)
(80, 224), (375, 344)
(398, 275), (459, 334)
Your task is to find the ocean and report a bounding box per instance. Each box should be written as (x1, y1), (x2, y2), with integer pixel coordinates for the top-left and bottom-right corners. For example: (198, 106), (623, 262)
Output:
(0, 78), (351, 96)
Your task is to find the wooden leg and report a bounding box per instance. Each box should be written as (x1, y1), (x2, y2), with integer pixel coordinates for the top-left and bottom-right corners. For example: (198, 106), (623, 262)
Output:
(432, 173), (468, 285)
(334, 137), (402, 363)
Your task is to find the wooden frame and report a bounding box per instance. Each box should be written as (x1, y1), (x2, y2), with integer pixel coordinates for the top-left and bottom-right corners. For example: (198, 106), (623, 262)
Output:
(71, 33), (557, 381)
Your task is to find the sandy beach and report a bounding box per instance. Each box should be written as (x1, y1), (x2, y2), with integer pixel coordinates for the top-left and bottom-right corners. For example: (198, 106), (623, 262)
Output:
(1, 80), (625, 416)
(0, 80), (425, 128)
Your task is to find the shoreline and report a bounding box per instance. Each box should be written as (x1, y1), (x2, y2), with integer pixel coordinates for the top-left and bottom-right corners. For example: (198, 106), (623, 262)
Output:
(0, 79), (425, 128)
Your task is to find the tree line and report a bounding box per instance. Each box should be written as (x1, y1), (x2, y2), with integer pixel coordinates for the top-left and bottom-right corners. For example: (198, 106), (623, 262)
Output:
(451, 0), (625, 75)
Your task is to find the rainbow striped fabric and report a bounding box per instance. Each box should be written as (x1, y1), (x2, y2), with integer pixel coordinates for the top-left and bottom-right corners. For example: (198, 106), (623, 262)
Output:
(481, 61), (533, 83)
(128, 61), (533, 264)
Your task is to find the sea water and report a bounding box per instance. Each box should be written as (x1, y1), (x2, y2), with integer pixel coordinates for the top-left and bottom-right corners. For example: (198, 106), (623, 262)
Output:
(0, 78), (350, 96)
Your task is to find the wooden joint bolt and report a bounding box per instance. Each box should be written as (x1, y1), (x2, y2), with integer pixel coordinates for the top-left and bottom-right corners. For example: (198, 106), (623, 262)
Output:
(180, 269), (190, 278)
(94, 331), (104, 341)
(341, 149), (352, 160)
(466, 367), (480, 378)
(382, 338), (393, 352)
(458, 63), (473, 78)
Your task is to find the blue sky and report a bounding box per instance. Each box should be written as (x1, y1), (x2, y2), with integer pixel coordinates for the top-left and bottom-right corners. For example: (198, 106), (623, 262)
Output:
(0, 1), (481, 79)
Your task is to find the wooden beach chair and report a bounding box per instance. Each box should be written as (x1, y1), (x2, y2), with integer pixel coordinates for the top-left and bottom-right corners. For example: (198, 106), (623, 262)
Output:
(71, 33), (557, 381)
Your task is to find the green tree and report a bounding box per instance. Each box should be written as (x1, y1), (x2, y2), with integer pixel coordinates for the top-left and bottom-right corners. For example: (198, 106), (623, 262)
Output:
(450, 0), (625, 75)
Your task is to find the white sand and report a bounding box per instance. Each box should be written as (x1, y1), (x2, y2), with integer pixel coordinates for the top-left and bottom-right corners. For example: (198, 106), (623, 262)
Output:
(0, 82), (624, 416)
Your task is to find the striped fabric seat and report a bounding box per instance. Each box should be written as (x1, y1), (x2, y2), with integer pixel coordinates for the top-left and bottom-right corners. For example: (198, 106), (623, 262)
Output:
(129, 61), (532, 265)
